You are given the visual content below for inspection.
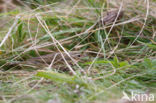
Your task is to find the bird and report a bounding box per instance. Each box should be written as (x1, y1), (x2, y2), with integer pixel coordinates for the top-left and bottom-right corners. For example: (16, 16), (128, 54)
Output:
(9, 51), (86, 71)
(100, 9), (124, 25)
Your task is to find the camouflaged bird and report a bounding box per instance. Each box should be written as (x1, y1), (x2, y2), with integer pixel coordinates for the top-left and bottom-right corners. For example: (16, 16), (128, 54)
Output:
(100, 9), (124, 25)
(10, 52), (86, 70)
(86, 9), (124, 32)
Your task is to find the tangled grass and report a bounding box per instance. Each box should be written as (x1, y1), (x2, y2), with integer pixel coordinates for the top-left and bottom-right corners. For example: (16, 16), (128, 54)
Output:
(0, 0), (156, 103)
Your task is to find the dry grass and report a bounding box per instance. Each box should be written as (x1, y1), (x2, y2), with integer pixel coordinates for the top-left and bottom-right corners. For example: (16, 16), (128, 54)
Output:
(0, 0), (156, 103)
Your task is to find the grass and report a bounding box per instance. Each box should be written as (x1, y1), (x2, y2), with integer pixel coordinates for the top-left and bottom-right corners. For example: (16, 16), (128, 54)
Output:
(0, 0), (156, 103)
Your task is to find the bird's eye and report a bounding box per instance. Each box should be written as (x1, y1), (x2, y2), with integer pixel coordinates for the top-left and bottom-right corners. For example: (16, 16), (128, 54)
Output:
(77, 54), (81, 57)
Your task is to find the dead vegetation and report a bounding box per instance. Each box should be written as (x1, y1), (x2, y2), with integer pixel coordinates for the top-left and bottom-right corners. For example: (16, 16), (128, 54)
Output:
(0, 0), (156, 103)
